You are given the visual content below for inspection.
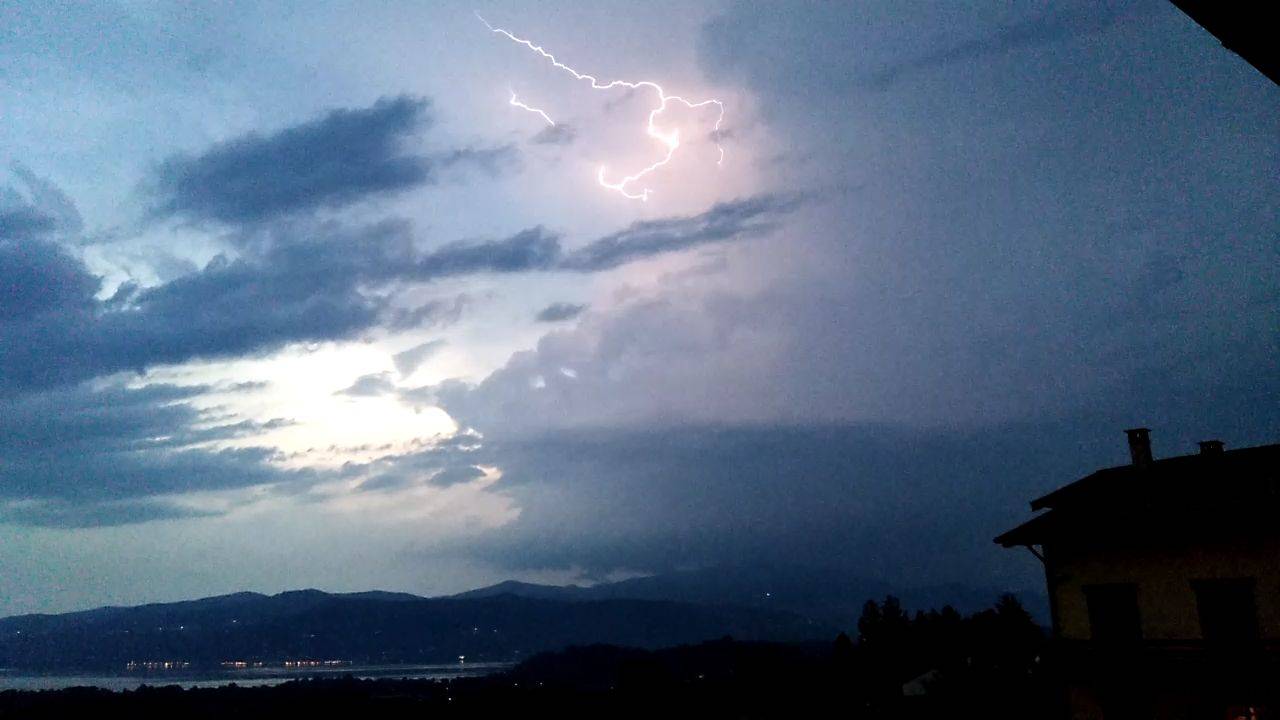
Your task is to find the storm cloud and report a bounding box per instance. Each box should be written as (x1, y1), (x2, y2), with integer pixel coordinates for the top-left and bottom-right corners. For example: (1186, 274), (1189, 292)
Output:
(2, 1), (1276, 617)
(0, 165), (82, 239)
(698, 1), (1137, 98)
(385, 295), (470, 331)
(2, 188), (797, 395)
(559, 194), (801, 272)
(335, 372), (398, 398)
(865, 3), (1132, 90)
(529, 123), (577, 146)
(0, 498), (221, 529)
(399, 0), (1279, 591)
(393, 339), (447, 377)
(407, 421), (1130, 585)
(534, 302), (588, 323)
(148, 96), (434, 224)
(0, 238), (98, 322)
(0, 381), (312, 525)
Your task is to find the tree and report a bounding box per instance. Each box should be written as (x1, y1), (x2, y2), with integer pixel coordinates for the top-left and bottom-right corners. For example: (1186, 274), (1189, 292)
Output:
(858, 596), (909, 649)
(857, 599), (882, 646)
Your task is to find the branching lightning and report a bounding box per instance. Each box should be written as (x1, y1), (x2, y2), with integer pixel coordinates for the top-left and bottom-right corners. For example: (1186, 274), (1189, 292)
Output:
(477, 12), (725, 201)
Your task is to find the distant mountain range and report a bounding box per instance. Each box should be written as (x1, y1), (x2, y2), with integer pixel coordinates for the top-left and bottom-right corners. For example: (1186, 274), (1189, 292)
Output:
(0, 589), (828, 671)
(0, 567), (1037, 671)
(451, 565), (1039, 628)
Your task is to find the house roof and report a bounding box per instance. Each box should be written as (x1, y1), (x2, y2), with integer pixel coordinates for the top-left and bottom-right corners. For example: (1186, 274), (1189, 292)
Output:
(995, 442), (1280, 548)
(1170, 1), (1279, 86)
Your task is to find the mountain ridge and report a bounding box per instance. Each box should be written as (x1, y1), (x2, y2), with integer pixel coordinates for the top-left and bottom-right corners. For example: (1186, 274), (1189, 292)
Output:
(448, 565), (1042, 627)
(0, 589), (829, 671)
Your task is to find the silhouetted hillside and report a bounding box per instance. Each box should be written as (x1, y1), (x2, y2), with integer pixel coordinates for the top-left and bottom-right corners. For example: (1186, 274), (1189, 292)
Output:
(451, 565), (1043, 627)
(451, 580), (596, 602)
(0, 590), (829, 671)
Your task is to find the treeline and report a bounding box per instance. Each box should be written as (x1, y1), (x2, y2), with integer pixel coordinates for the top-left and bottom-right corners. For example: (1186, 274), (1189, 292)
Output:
(846, 592), (1050, 710)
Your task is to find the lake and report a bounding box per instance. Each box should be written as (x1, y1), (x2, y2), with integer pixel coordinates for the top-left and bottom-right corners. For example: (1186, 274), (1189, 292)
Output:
(0, 662), (512, 692)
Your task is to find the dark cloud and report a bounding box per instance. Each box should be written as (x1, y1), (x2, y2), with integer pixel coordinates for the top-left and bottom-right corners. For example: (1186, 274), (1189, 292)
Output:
(103, 279), (140, 309)
(2, 184), (796, 396)
(0, 220), (541, 394)
(335, 372), (397, 397)
(146, 96), (514, 226)
(559, 194), (801, 272)
(474, 424), (1003, 575)
(395, 0), (1280, 592)
(345, 439), (485, 494)
(421, 411), (1280, 592)
(4, 0), (1278, 615)
(222, 380), (272, 393)
(352, 460), (483, 493)
(100, 223), (396, 361)
(534, 302), (588, 323)
(708, 127), (733, 143)
(148, 96), (431, 223)
(0, 381), (313, 525)
(0, 165), (83, 240)
(385, 295), (469, 331)
(0, 498), (219, 529)
(432, 145), (519, 177)
(689, 0), (1280, 428)
(148, 416), (296, 448)
(0, 206), (56, 239)
(429, 465), (486, 487)
(355, 474), (417, 493)
(601, 88), (640, 114)
(868, 4), (1132, 90)
(435, 246), (1279, 443)
(395, 383), (444, 411)
(0, 169), (93, 322)
(419, 227), (561, 276)
(413, 423), (1092, 587)
(393, 339), (446, 378)
(529, 124), (577, 146)
(395, 196), (796, 280)
(699, 1), (1137, 98)
(0, 238), (99, 322)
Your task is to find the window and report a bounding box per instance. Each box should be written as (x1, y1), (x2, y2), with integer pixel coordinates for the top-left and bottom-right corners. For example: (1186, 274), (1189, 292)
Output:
(1193, 578), (1259, 643)
(1084, 583), (1141, 642)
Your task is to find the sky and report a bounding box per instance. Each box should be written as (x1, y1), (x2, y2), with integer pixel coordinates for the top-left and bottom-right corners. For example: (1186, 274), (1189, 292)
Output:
(1, 0), (1277, 617)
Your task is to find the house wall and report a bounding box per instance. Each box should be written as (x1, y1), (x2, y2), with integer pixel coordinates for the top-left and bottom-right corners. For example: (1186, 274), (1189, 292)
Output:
(1046, 534), (1280, 641)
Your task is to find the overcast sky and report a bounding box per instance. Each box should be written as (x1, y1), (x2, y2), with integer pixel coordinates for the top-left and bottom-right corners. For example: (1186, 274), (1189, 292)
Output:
(1, 0), (1276, 616)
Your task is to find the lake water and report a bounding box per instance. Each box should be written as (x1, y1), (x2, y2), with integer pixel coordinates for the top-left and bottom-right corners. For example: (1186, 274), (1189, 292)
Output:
(0, 662), (512, 692)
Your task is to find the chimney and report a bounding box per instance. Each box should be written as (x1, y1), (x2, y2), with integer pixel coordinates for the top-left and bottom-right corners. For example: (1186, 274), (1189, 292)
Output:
(1125, 427), (1153, 468)
(1198, 440), (1225, 455)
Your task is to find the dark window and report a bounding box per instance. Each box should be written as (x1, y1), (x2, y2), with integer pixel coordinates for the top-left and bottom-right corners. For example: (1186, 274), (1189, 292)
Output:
(1193, 578), (1259, 643)
(1084, 583), (1141, 642)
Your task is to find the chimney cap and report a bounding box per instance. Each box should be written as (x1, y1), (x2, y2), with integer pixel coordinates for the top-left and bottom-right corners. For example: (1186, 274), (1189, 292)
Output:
(1198, 439), (1225, 454)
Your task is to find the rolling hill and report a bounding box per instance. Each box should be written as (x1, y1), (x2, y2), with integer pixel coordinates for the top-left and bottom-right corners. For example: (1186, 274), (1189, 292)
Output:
(0, 589), (830, 671)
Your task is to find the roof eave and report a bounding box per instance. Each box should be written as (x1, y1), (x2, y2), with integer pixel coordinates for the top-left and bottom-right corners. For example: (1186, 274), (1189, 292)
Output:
(993, 511), (1056, 547)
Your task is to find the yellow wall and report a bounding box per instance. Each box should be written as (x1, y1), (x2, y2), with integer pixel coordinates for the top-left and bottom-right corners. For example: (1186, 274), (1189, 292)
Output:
(1048, 535), (1280, 641)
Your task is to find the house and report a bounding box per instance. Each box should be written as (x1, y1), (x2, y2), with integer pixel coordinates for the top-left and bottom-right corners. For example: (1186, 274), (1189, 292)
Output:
(996, 429), (1279, 719)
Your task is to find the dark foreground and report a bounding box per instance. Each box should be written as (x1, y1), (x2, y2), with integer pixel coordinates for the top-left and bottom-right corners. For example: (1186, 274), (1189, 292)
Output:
(0, 596), (1056, 719)
(0, 645), (1054, 719)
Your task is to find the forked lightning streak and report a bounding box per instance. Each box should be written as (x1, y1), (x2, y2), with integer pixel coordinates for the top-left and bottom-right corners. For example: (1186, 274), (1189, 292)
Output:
(478, 12), (725, 201)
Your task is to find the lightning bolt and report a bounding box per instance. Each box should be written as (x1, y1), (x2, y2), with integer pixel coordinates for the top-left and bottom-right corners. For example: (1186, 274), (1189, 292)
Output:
(508, 88), (555, 126)
(477, 12), (725, 202)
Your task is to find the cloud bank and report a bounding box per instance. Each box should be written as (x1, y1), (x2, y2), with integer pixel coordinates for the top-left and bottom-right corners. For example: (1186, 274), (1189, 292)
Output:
(148, 96), (434, 224)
